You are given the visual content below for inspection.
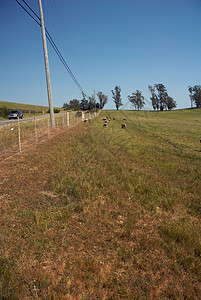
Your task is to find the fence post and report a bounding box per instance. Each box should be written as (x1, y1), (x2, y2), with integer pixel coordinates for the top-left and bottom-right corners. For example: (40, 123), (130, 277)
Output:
(63, 116), (65, 128)
(82, 111), (84, 122)
(34, 117), (38, 143)
(67, 112), (70, 128)
(17, 117), (22, 152)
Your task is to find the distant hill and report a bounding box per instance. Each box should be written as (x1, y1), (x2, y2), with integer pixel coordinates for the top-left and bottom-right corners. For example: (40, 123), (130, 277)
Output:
(0, 100), (50, 113)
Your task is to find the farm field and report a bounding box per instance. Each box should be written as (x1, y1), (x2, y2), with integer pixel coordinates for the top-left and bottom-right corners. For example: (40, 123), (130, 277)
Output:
(0, 109), (200, 299)
(0, 100), (49, 113)
(0, 100), (63, 120)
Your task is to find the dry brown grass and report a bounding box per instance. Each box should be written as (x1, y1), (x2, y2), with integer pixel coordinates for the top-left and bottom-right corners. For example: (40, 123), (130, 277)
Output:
(0, 109), (200, 299)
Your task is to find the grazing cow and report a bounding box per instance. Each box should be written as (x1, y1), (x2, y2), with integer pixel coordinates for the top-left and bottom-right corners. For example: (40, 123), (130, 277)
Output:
(113, 118), (116, 120)
(84, 119), (88, 122)
(103, 123), (108, 127)
(121, 123), (126, 128)
(123, 118), (127, 121)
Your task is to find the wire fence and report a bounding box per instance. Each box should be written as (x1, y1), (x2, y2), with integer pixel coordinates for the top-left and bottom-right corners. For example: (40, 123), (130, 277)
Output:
(0, 110), (100, 160)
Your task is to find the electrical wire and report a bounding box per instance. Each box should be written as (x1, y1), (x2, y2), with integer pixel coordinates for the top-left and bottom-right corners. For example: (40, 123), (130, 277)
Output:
(15, 0), (41, 27)
(15, 0), (87, 97)
(48, 0), (87, 89)
(21, 0), (40, 21)
(45, 30), (85, 94)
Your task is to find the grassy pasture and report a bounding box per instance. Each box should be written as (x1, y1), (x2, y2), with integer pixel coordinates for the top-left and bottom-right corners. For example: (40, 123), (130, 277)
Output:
(0, 109), (200, 299)
(0, 100), (49, 112)
(0, 100), (63, 119)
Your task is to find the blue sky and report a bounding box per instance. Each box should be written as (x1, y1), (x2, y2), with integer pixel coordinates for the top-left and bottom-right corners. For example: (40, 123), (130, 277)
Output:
(0, 0), (201, 110)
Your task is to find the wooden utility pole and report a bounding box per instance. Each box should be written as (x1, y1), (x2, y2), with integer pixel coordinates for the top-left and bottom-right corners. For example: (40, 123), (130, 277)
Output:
(38, 0), (55, 128)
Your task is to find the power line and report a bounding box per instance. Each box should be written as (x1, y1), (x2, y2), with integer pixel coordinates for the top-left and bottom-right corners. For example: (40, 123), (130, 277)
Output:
(21, 0), (40, 21)
(15, 0), (41, 26)
(45, 30), (85, 94)
(15, 0), (87, 97)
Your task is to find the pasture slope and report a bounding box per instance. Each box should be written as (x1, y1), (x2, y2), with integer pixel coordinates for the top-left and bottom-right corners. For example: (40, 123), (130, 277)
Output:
(0, 101), (49, 113)
(0, 109), (200, 299)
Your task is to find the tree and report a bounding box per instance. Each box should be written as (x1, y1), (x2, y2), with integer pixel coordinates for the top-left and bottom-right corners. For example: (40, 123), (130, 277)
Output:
(148, 85), (159, 110)
(96, 91), (108, 109)
(148, 83), (177, 111)
(165, 95), (177, 110)
(69, 99), (80, 110)
(188, 86), (193, 108)
(96, 102), (100, 109)
(0, 106), (12, 118)
(88, 94), (96, 111)
(111, 86), (123, 110)
(188, 85), (201, 108)
(63, 99), (80, 110)
(62, 102), (69, 109)
(128, 90), (145, 110)
(80, 92), (89, 111)
(154, 83), (167, 111)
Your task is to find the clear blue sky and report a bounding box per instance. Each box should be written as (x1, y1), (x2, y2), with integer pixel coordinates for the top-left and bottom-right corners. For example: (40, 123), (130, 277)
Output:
(0, 0), (201, 110)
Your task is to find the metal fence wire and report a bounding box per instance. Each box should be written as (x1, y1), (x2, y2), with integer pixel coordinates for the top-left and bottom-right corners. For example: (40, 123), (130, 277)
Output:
(0, 111), (100, 160)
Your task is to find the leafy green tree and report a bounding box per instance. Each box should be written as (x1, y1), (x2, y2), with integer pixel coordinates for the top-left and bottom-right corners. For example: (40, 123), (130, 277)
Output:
(165, 95), (177, 110)
(128, 90), (145, 110)
(111, 86), (123, 110)
(154, 83), (167, 111)
(88, 95), (96, 111)
(69, 99), (80, 110)
(63, 99), (80, 110)
(48, 108), (60, 113)
(62, 102), (69, 109)
(188, 85), (201, 108)
(0, 107), (12, 118)
(96, 91), (108, 109)
(148, 85), (159, 110)
(148, 83), (176, 111)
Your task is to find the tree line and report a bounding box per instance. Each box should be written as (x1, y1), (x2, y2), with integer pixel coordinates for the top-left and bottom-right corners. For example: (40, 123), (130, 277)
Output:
(63, 91), (108, 111)
(112, 84), (177, 111)
(111, 84), (201, 111)
(63, 84), (201, 111)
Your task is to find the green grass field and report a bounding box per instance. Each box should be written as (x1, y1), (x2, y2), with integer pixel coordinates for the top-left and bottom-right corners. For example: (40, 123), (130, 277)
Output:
(0, 100), (50, 112)
(0, 109), (200, 298)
